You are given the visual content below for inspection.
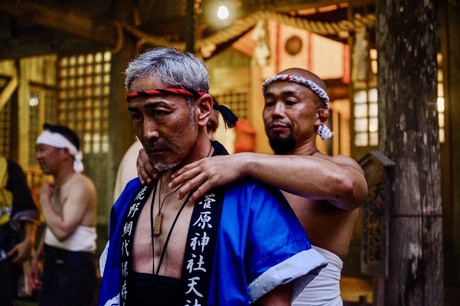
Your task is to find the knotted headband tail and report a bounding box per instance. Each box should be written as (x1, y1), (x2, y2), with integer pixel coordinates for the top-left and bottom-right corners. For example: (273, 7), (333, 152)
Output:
(214, 103), (238, 128)
(262, 74), (333, 140)
(126, 87), (238, 129)
(318, 124), (334, 140)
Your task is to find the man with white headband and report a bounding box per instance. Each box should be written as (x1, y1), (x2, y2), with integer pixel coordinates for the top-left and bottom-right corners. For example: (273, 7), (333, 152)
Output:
(137, 67), (368, 305)
(31, 123), (98, 306)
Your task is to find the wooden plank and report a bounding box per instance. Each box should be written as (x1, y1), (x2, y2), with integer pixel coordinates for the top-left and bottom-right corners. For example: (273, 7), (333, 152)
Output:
(359, 151), (395, 278)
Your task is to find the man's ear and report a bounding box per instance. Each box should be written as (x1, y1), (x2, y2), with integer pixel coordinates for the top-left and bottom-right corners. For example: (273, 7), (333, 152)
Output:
(196, 94), (213, 127)
(59, 147), (73, 162)
(315, 108), (329, 127)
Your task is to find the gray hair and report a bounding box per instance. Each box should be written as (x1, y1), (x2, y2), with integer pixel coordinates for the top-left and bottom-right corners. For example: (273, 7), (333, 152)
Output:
(124, 47), (210, 93)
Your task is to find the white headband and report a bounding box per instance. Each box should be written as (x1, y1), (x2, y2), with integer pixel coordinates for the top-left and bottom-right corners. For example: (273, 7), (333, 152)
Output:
(262, 74), (330, 109)
(262, 74), (333, 140)
(36, 130), (84, 173)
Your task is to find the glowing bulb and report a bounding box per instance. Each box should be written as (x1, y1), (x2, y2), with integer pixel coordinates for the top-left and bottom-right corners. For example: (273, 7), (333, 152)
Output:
(29, 96), (39, 107)
(217, 5), (229, 20)
(437, 97), (445, 112)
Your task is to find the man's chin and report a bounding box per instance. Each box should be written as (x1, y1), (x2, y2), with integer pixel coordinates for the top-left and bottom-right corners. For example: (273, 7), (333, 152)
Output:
(154, 162), (178, 172)
(269, 138), (296, 155)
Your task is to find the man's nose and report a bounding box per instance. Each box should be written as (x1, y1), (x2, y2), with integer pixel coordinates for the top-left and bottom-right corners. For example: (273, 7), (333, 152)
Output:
(272, 102), (285, 117)
(142, 119), (160, 140)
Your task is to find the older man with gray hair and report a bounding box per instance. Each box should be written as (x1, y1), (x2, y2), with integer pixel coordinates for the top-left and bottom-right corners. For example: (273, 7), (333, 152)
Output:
(99, 47), (326, 306)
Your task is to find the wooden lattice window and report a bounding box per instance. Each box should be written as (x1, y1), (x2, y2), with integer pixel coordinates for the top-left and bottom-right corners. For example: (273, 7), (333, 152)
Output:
(213, 91), (248, 119)
(0, 89), (11, 157)
(353, 48), (378, 147)
(57, 52), (111, 154)
(353, 88), (378, 147)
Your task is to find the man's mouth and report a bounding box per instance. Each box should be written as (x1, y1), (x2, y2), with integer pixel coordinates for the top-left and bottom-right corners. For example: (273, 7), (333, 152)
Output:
(147, 148), (166, 154)
(145, 145), (170, 155)
(269, 123), (289, 133)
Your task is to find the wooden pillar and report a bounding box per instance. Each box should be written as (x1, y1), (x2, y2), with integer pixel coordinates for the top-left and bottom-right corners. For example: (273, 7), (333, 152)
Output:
(104, 0), (138, 224)
(376, 1), (443, 305)
(17, 59), (30, 167)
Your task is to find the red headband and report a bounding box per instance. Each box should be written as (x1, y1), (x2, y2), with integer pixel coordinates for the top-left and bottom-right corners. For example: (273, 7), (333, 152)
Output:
(126, 87), (239, 128)
(125, 88), (207, 101)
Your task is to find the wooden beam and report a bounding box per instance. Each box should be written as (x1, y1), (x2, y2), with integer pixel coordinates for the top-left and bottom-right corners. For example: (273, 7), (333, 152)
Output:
(0, 0), (118, 48)
(17, 59), (29, 167)
(242, 0), (345, 14)
(0, 75), (18, 111)
(0, 32), (105, 59)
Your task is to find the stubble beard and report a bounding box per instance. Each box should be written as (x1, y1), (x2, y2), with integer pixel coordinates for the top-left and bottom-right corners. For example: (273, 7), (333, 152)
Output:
(154, 162), (178, 172)
(268, 134), (296, 155)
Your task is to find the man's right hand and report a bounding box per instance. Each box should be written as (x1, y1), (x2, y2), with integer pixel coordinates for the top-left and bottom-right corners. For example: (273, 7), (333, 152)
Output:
(137, 148), (247, 202)
(170, 154), (246, 202)
(136, 148), (159, 185)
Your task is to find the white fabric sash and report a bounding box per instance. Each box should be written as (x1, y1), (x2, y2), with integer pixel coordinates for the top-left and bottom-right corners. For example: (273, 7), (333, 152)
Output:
(45, 226), (97, 253)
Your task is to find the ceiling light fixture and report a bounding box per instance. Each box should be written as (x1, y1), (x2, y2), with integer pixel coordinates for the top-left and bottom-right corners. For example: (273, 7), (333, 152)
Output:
(217, 4), (229, 20)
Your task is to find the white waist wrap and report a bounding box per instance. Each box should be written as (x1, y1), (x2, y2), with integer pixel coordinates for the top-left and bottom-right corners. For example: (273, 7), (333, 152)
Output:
(292, 245), (343, 306)
(45, 225), (97, 253)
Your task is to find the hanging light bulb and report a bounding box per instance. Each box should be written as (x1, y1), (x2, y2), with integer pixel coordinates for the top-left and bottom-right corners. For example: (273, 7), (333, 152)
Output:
(217, 4), (229, 20)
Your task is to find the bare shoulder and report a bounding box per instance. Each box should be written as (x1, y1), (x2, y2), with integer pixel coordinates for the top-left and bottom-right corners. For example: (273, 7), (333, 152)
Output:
(75, 173), (97, 190)
(319, 153), (364, 174)
(67, 173), (97, 200)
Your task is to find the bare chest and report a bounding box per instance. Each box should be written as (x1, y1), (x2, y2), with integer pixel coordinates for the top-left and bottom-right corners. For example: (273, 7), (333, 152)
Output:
(284, 192), (359, 259)
(131, 193), (194, 278)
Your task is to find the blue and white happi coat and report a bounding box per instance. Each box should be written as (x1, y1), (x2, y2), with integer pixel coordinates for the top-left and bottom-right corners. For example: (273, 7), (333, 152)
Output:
(99, 143), (327, 306)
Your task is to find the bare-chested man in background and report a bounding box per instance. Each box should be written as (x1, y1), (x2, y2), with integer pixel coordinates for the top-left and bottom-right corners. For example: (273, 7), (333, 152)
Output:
(31, 123), (97, 306)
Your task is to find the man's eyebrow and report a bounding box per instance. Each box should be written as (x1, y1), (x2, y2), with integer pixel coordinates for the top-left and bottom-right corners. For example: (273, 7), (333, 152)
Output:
(128, 100), (172, 111)
(264, 90), (301, 97)
(281, 90), (301, 96)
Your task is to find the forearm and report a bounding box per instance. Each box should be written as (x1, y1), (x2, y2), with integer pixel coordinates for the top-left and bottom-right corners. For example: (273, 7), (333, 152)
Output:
(23, 222), (38, 247)
(40, 201), (74, 241)
(34, 230), (46, 259)
(241, 153), (366, 209)
(171, 152), (366, 209)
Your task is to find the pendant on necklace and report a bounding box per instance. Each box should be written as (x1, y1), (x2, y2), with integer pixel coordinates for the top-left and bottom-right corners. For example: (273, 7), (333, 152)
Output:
(154, 213), (163, 236)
